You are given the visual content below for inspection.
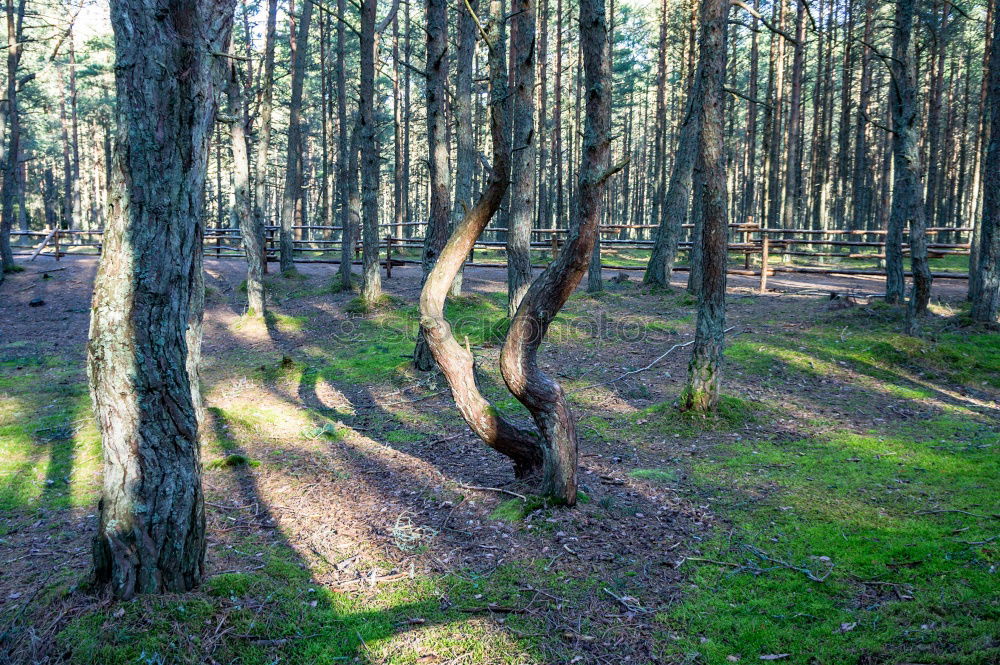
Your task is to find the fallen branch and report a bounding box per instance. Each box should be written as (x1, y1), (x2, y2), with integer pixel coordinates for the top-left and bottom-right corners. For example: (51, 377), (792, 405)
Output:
(459, 603), (529, 614)
(457, 483), (527, 501)
(914, 509), (999, 520)
(571, 326), (737, 393)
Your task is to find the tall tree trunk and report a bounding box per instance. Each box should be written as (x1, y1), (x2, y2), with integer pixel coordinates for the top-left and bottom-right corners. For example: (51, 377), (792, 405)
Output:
(887, 0), (932, 323)
(413, 0), (451, 368)
(252, 0), (277, 275)
(850, 0), (874, 231)
(88, 0), (234, 600)
(780, 0), (805, 231)
(968, 0), (995, 301)
(681, 0), (729, 413)
(226, 59), (264, 315)
(971, 3), (1000, 323)
(644, 67), (702, 288)
(419, 0), (543, 477)
(336, 0), (354, 289)
(279, 0), (313, 273)
(499, 0), (613, 504)
(508, 0), (536, 314)
(449, 0), (477, 297)
(0, 0), (25, 277)
(359, 0), (382, 303)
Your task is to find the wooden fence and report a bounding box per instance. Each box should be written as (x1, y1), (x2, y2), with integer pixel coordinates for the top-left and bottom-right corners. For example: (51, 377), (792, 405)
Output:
(10, 220), (973, 290)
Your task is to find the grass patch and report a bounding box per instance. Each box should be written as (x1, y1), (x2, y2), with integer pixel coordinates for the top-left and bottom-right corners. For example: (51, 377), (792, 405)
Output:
(205, 453), (260, 470)
(628, 468), (678, 484)
(635, 394), (761, 437)
(659, 414), (1000, 664)
(489, 496), (547, 522)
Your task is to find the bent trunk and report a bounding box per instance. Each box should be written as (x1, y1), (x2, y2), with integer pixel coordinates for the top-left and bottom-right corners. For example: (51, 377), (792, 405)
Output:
(418, 0), (543, 476)
(499, 0), (613, 504)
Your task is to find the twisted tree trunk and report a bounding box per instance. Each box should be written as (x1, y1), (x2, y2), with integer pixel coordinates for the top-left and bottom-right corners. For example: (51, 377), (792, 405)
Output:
(88, 0), (234, 599)
(499, 0), (614, 504)
(419, 0), (543, 477)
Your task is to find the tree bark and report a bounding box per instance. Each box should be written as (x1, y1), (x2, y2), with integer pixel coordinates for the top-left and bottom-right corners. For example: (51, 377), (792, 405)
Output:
(645, 69), (702, 288)
(449, 0), (477, 297)
(499, 0), (613, 504)
(279, 0), (313, 273)
(226, 59), (264, 315)
(887, 0), (932, 321)
(413, 0), (451, 368)
(88, 0), (235, 599)
(972, 3), (1000, 323)
(681, 0), (729, 413)
(0, 0), (26, 277)
(507, 0), (536, 314)
(252, 0), (277, 277)
(359, 0), (382, 304)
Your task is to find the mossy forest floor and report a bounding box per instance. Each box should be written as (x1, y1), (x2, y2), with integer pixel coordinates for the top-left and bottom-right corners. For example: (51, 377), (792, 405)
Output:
(1, 257), (996, 665)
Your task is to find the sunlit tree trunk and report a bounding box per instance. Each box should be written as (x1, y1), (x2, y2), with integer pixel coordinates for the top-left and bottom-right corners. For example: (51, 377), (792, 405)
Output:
(359, 0), (382, 304)
(88, 0), (234, 600)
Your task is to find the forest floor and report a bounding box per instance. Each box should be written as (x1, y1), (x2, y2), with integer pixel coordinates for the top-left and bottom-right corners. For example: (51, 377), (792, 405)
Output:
(0, 256), (997, 665)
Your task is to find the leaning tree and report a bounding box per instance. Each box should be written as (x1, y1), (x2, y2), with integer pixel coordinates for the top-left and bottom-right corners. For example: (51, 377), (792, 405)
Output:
(88, 0), (235, 599)
(418, 0), (615, 505)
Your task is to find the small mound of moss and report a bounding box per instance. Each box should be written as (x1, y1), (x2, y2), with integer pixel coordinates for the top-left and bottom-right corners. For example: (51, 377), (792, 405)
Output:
(205, 453), (260, 470)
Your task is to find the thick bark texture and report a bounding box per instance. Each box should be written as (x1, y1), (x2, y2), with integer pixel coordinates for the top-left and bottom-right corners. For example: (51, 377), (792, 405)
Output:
(88, 0), (234, 599)
(972, 7), (1000, 323)
(499, 0), (613, 504)
(887, 0), (932, 321)
(279, 0), (313, 273)
(681, 0), (729, 413)
(507, 0), (536, 315)
(414, 0), (452, 369)
(335, 0), (353, 290)
(419, 0), (543, 477)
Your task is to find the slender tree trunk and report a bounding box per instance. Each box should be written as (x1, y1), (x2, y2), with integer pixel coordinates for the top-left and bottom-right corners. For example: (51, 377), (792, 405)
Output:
(887, 0), (932, 323)
(681, 0), (729, 413)
(508, 0), (536, 314)
(279, 0), (313, 273)
(850, 0), (874, 231)
(413, 0), (451, 368)
(253, 0), (278, 276)
(645, 70), (702, 288)
(88, 0), (234, 600)
(359, 0), (382, 303)
(336, 0), (354, 289)
(780, 0), (805, 231)
(972, 5), (1000, 322)
(0, 0), (25, 277)
(449, 0), (477, 297)
(227, 59), (264, 315)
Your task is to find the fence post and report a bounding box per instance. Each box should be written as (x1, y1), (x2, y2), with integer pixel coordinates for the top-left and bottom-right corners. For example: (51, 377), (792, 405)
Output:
(759, 230), (769, 294)
(385, 235), (393, 278)
(551, 232), (559, 259)
(54, 228), (61, 261)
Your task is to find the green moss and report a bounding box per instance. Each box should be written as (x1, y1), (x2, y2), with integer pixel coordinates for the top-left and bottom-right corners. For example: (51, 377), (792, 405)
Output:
(628, 468), (678, 484)
(205, 453), (260, 470)
(489, 495), (547, 522)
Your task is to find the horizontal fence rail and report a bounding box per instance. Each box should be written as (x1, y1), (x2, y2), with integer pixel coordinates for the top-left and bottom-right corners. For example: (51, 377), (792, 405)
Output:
(10, 221), (972, 286)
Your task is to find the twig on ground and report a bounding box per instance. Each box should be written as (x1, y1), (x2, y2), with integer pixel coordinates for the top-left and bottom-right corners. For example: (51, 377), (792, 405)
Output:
(571, 326), (737, 393)
(457, 483), (527, 501)
(914, 509), (1000, 520)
